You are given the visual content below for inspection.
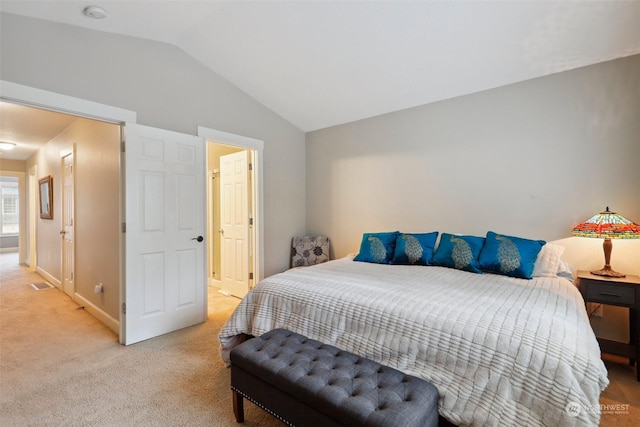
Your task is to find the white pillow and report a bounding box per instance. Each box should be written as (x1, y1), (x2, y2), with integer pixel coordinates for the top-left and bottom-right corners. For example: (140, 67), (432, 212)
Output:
(556, 260), (576, 282)
(532, 243), (565, 277)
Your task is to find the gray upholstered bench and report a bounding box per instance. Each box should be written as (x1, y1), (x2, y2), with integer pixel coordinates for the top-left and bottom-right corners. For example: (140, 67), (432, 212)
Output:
(230, 328), (439, 427)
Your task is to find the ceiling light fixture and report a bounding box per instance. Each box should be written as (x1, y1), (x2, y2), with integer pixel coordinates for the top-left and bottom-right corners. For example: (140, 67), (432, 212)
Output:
(0, 142), (17, 151)
(83, 6), (107, 19)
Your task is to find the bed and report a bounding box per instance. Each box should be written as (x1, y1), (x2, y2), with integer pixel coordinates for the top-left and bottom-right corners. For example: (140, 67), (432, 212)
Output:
(219, 256), (609, 426)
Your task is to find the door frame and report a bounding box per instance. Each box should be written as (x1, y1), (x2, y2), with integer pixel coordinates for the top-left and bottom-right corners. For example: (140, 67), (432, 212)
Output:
(1, 81), (266, 338)
(0, 170), (25, 258)
(1, 80), (135, 334)
(199, 126), (264, 285)
(27, 165), (38, 269)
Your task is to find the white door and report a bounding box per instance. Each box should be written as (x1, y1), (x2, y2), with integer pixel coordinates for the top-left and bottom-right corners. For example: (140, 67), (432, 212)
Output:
(219, 151), (250, 298)
(61, 152), (74, 298)
(122, 123), (206, 345)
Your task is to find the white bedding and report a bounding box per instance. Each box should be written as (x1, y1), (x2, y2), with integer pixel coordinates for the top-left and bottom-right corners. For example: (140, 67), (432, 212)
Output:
(219, 257), (609, 426)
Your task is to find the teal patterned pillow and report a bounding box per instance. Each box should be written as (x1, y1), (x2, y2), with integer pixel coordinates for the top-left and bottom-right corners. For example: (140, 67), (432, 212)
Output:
(478, 231), (546, 279)
(353, 231), (399, 264)
(390, 232), (439, 265)
(430, 233), (485, 274)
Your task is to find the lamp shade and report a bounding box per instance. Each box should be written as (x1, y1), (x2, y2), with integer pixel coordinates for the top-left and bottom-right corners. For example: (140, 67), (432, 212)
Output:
(572, 207), (640, 239)
(572, 207), (639, 277)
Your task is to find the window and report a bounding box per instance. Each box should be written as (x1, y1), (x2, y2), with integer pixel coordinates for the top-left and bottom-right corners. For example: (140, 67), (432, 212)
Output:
(1, 178), (19, 235)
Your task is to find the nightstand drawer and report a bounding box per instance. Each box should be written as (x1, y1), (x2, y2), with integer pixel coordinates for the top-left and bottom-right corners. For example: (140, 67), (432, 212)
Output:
(586, 282), (635, 306)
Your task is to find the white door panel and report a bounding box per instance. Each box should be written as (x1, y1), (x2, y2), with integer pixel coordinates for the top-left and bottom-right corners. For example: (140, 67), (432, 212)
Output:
(123, 123), (206, 345)
(219, 151), (249, 298)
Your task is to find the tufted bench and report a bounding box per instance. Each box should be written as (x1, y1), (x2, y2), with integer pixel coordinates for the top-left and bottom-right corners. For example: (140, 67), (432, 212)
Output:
(230, 328), (439, 427)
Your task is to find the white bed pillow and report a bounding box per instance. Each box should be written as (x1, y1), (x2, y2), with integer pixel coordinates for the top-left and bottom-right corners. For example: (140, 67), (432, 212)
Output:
(556, 260), (576, 282)
(532, 243), (565, 277)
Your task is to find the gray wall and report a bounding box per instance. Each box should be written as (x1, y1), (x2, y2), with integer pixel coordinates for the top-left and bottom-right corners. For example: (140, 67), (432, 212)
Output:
(0, 235), (18, 249)
(306, 55), (640, 343)
(306, 55), (640, 262)
(1, 13), (306, 277)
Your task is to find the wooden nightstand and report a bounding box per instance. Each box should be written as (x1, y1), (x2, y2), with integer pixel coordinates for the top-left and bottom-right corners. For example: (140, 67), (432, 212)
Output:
(576, 270), (640, 381)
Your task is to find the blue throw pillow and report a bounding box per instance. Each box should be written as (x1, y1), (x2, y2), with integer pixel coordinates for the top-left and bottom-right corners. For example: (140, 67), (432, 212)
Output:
(390, 232), (439, 265)
(478, 231), (546, 279)
(353, 231), (399, 264)
(430, 233), (485, 274)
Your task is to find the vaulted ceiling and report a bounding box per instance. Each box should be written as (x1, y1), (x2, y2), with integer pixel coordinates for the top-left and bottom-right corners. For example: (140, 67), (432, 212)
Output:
(1, 1), (639, 159)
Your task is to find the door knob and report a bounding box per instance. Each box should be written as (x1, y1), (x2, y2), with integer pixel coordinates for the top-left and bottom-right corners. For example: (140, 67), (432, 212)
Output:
(60, 230), (66, 235)
(191, 236), (204, 242)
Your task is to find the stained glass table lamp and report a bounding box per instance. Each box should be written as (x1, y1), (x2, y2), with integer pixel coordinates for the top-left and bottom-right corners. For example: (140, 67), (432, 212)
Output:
(572, 207), (640, 277)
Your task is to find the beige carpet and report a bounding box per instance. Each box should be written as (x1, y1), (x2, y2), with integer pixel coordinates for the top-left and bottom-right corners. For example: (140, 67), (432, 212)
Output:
(1, 252), (638, 426)
(0, 252), (281, 427)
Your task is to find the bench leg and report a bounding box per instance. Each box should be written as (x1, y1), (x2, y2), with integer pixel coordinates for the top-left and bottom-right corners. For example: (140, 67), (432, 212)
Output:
(232, 390), (244, 423)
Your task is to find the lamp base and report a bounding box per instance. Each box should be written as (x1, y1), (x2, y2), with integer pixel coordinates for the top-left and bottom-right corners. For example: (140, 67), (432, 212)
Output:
(590, 265), (626, 278)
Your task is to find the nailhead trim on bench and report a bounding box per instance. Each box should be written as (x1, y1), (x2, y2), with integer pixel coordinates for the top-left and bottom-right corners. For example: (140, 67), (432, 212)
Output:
(230, 386), (293, 426)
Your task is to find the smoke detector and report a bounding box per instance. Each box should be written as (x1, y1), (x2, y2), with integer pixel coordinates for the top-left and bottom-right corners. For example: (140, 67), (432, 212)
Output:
(83, 6), (107, 19)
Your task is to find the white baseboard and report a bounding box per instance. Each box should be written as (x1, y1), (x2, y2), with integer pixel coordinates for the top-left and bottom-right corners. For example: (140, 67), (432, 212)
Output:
(36, 267), (61, 289)
(74, 293), (120, 335)
(34, 266), (119, 337)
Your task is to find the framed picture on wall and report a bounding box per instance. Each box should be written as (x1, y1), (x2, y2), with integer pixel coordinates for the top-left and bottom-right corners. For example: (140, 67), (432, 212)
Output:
(39, 175), (53, 219)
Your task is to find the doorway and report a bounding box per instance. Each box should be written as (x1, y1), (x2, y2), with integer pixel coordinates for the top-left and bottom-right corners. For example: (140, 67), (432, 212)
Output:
(1, 93), (123, 334)
(206, 142), (255, 299)
(0, 175), (21, 258)
(3, 81), (265, 343)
